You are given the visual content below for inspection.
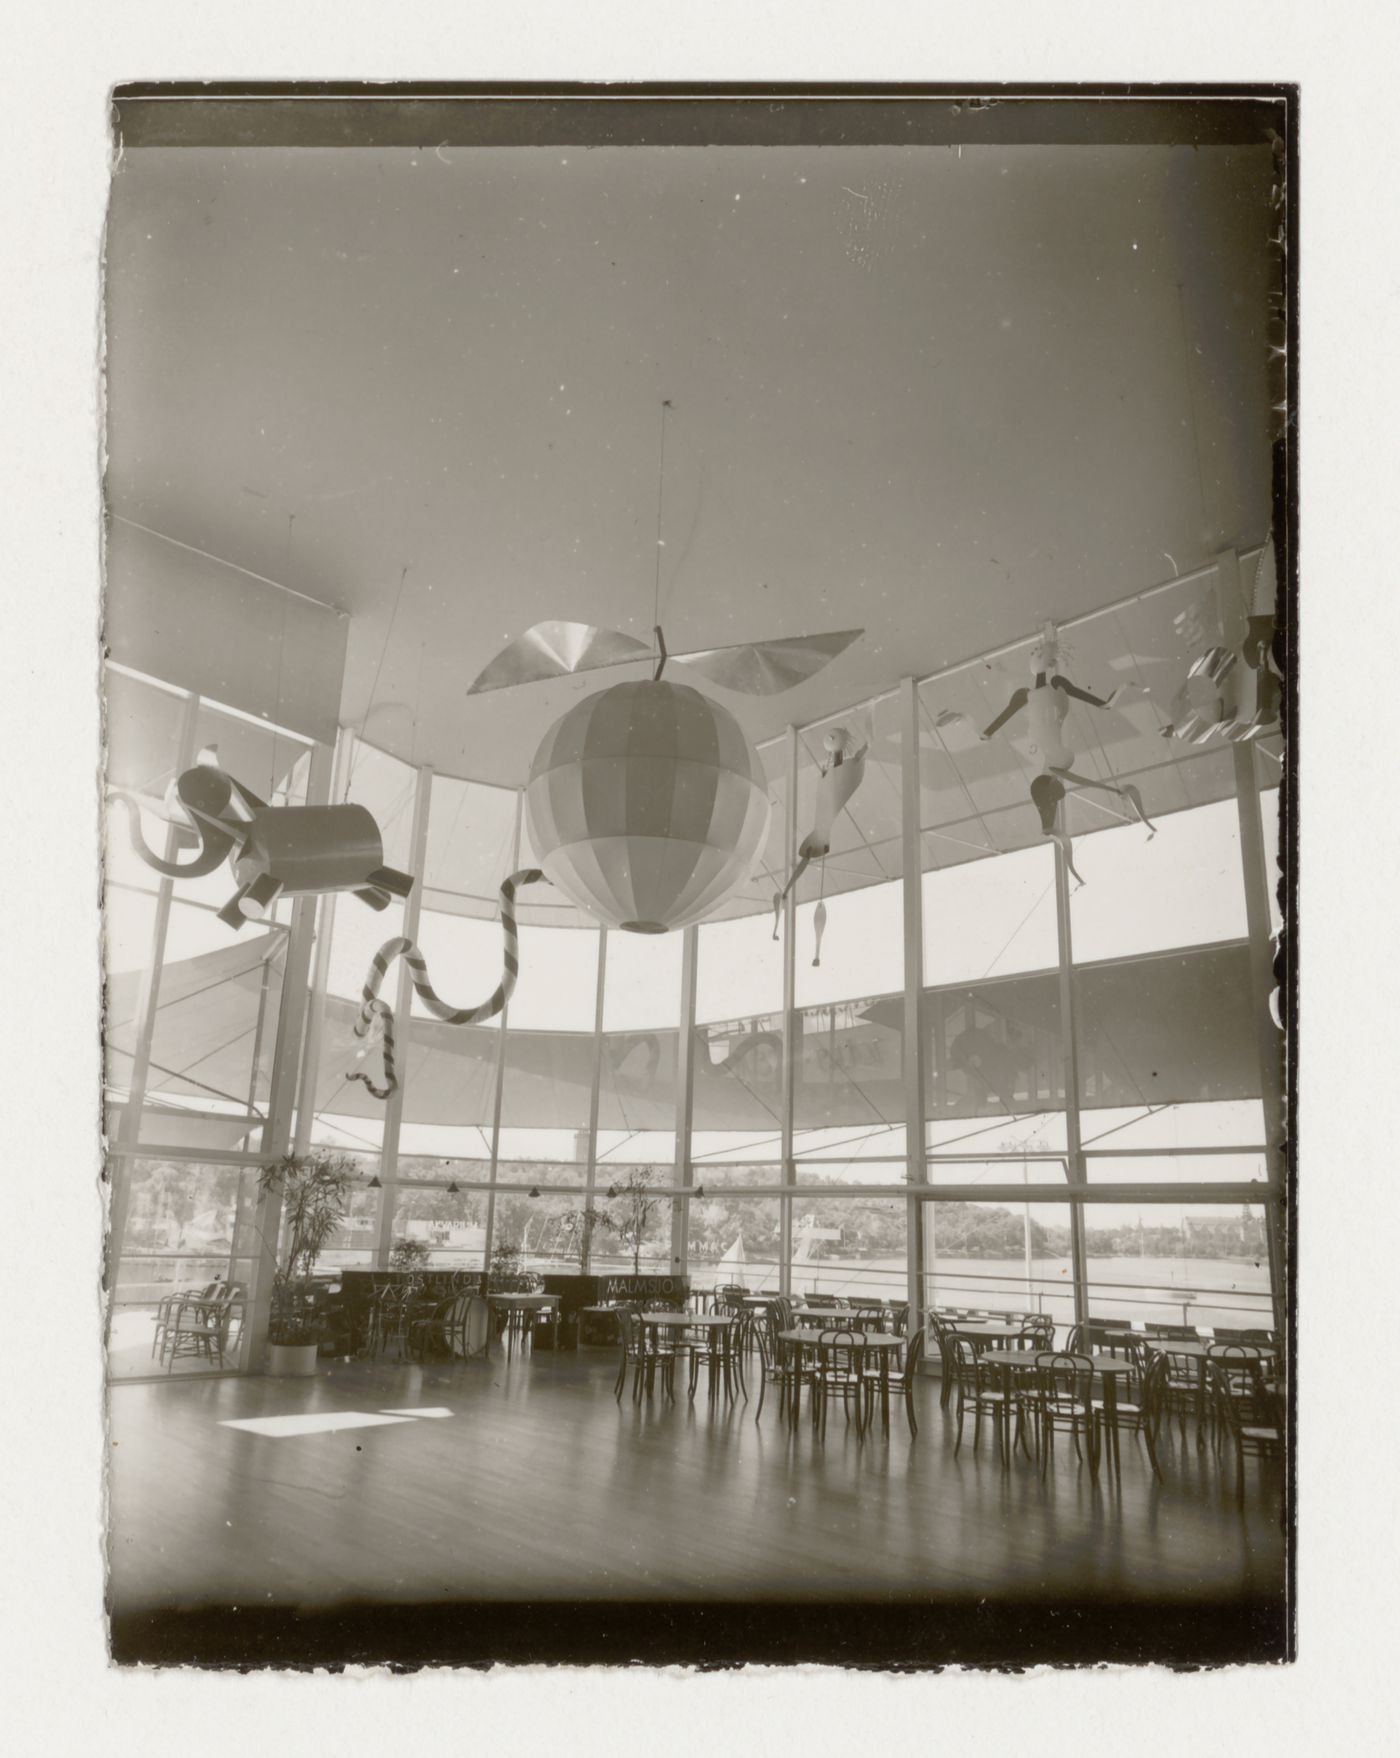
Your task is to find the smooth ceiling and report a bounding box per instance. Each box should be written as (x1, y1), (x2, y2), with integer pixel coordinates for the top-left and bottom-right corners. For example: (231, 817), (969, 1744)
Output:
(104, 140), (1274, 785)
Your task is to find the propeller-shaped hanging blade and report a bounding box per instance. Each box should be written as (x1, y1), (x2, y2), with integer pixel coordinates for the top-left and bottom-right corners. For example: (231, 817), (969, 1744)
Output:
(467, 621), (653, 695)
(671, 628), (864, 696)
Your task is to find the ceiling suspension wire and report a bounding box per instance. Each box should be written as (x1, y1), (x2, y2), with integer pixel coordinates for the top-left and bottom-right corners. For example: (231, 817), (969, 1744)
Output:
(347, 563), (411, 800)
(650, 399), (671, 658)
(269, 512), (294, 799)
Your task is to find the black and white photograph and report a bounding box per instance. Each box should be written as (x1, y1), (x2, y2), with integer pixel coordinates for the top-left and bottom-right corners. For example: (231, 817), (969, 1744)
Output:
(91, 81), (1297, 1671)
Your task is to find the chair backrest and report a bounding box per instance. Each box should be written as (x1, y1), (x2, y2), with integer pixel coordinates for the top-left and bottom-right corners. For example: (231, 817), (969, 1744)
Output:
(819, 1329), (863, 1376)
(949, 1336), (981, 1388)
(902, 1327), (927, 1377)
(1037, 1351), (1093, 1409)
(1207, 1359), (1279, 1432)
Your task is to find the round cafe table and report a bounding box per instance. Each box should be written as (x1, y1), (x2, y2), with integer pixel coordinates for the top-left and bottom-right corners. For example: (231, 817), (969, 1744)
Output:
(487, 1292), (560, 1349)
(947, 1320), (1029, 1349)
(971, 1349), (1135, 1475)
(641, 1311), (743, 1403)
(1142, 1337), (1277, 1450)
(776, 1328), (903, 1434)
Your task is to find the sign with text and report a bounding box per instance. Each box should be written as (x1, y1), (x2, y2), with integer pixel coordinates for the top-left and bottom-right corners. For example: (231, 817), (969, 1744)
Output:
(600, 1274), (690, 1301)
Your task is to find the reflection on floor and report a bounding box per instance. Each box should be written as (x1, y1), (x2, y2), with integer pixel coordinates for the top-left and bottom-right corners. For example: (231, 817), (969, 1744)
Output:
(107, 1348), (1288, 1667)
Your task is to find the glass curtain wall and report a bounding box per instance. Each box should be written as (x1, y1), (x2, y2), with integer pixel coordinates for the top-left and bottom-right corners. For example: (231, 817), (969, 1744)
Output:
(104, 665), (327, 1379)
(108, 552), (1285, 1373)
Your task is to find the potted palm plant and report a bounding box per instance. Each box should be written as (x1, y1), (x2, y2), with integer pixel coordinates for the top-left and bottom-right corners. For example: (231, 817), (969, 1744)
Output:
(258, 1150), (356, 1376)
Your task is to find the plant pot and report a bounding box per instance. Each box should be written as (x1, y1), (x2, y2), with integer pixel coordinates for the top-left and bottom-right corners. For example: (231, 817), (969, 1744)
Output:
(267, 1341), (320, 1377)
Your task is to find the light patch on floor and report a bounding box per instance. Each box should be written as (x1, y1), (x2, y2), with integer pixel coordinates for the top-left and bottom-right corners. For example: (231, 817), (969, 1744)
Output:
(380, 1407), (454, 1418)
(220, 1412), (416, 1437)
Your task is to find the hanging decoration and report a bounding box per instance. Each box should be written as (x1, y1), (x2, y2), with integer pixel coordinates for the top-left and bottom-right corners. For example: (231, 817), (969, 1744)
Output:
(525, 670), (774, 933)
(771, 724), (869, 963)
(110, 748), (414, 929)
(345, 867), (546, 1101)
(467, 402), (863, 934)
(470, 621), (863, 935)
(978, 622), (1156, 885)
(1161, 537), (1282, 745)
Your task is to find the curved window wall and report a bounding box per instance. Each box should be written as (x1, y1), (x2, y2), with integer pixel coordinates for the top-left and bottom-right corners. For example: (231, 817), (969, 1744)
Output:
(106, 549), (1285, 1369)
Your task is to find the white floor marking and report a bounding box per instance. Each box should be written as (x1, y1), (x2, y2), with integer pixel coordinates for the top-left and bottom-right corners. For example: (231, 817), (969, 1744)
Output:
(379, 1407), (454, 1418)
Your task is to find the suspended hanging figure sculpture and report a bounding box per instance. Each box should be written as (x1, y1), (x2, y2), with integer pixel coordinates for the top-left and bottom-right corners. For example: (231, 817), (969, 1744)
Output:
(1162, 536), (1282, 744)
(980, 622), (1156, 885)
(346, 866), (547, 1101)
(110, 748), (415, 929)
(770, 725), (869, 965)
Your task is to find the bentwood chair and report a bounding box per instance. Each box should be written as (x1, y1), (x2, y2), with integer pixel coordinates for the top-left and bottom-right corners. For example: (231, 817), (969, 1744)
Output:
(1093, 1351), (1166, 1480)
(809, 1330), (866, 1439)
(1208, 1359), (1284, 1505)
(863, 1326), (926, 1438)
(1149, 1344), (1211, 1451)
(151, 1278), (224, 1360)
(927, 1313), (959, 1410)
(614, 1306), (674, 1402)
(1022, 1352), (1097, 1478)
(951, 1338), (1021, 1464)
(162, 1282), (246, 1371)
(687, 1314), (744, 1405)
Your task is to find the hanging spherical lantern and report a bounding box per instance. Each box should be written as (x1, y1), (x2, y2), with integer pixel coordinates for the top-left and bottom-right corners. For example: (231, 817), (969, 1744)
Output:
(525, 678), (772, 933)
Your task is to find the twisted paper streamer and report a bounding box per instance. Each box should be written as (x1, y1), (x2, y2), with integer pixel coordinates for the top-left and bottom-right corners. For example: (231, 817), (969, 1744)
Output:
(346, 868), (546, 1101)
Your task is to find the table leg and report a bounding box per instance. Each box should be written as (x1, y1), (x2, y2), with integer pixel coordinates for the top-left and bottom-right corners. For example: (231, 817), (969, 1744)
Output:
(1197, 1357), (1208, 1451)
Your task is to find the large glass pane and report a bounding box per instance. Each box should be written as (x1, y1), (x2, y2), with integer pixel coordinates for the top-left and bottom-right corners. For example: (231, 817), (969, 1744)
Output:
(923, 843), (1059, 985)
(790, 1195), (907, 1303)
(496, 925), (599, 1184)
(597, 931), (682, 1177)
(1080, 1201), (1273, 1330)
(1079, 1101), (1266, 1152)
(924, 969), (1064, 1133)
(119, 901), (288, 1142)
(492, 1191), (609, 1276)
(602, 928), (683, 1031)
(568, 1177), (677, 1278)
(1084, 1152), (1267, 1184)
(342, 737), (417, 872)
(313, 1153), (385, 1271)
(687, 1196), (781, 1297)
(388, 1181), (489, 1268)
(422, 775), (519, 914)
(796, 1159), (908, 1188)
(107, 1154), (256, 1380)
(921, 1156), (1069, 1187)
(923, 1199), (1075, 1336)
(1076, 941), (1261, 1147)
(1068, 797), (1247, 963)
(104, 665), (187, 807)
(693, 911), (785, 1170)
(792, 994), (905, 1160)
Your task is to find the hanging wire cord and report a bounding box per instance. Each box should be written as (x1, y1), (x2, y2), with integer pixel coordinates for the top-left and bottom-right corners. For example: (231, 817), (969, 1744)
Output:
(346, 564), (411, 801)
(651, 400), (672, 667)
